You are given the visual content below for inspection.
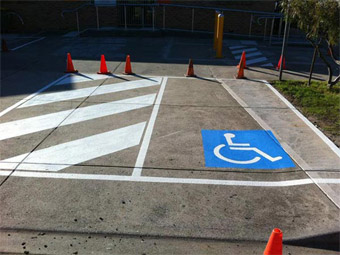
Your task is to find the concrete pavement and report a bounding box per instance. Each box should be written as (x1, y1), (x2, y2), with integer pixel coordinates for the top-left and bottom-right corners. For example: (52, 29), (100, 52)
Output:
(1, 34), (339, 254)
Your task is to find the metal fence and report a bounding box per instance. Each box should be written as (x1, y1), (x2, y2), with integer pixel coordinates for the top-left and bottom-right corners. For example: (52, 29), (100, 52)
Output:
(62, 2), (285, 41)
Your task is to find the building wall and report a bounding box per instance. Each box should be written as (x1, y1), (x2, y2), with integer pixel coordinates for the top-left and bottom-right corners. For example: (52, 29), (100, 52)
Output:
(1, 0), (277, 35)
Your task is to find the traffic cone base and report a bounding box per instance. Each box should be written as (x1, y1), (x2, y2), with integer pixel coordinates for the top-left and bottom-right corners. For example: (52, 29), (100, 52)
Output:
(97, 54), (111, 74)
(185, 59), (196, 77)
(65, 53), (78, 73)
(123, 55), (134, 75)
(264, 228), (283, 255)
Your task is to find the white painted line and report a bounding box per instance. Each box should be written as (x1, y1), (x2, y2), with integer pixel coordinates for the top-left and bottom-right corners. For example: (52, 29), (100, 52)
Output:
(0, 122), (146, 172)
(11, 37), (46, 51)
(20, 78), (161, 108)
(56, 73), (113, 85)
(229, 45), (246, 50)
(231, 48), (258, 54)
(0, 94), (156, 140)
(0, 74), (69, 118)
(264, 81), (340, 158)
(0, 170), (339, 187)
(219, 79), (340, 208)
(132, 77), (168, 177)
(234, 51), (262, 60)
(246, 57), (268, 65)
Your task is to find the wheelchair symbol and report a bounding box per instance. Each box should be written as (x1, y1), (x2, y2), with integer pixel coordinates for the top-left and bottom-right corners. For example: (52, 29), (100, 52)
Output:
(213, 133), (282, 165)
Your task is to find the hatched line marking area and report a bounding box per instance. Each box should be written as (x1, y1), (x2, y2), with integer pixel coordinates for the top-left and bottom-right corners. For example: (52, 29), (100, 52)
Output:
(0, 75), (339, 188)
(229, 45), (273, 67)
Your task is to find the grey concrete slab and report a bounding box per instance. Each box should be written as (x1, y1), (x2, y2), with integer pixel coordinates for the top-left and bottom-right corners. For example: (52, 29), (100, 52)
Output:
(221, 79), (340, 209)
(2, 230), (339, 255)
(1, 34), (339, 253)
(0, 177), (338, 242)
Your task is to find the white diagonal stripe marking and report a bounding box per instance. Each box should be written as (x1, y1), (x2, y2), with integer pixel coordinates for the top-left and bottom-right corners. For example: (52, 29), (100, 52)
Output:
(246, 57), (268, 65)
(0, 94), (156, 140)
(0, 122), (146, 171)
(231, 48), (258, 54)
(234, 51), (262, 60)
(20, 78), (161, 108)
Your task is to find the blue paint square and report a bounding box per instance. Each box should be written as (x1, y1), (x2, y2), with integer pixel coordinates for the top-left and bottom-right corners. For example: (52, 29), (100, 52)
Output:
(201, 130), (295, 169)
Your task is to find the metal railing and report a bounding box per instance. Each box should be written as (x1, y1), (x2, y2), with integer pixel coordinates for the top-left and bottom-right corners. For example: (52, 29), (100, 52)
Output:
(61, 2), (284, 39)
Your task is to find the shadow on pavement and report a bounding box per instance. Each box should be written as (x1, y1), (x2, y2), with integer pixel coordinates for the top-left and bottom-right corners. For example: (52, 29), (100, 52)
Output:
(284, 231), (340, 252)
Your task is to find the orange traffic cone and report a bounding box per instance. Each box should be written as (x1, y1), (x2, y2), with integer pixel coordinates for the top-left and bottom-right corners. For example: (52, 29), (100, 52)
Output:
(276, 55), (286, 70)
(123, 55), (134, 75)
(264, 228), (283, 255)
(185, 59), (196, 77)
(2, 39), (9, 52)
(97, 54), (111, 74)
(237, 51), (247, 69)
(65, 53), (78, 73)
(235, 57), (245, 79)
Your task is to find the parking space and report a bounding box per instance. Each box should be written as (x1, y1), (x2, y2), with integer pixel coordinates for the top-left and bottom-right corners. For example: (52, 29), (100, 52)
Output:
(1, 34), (339, 254)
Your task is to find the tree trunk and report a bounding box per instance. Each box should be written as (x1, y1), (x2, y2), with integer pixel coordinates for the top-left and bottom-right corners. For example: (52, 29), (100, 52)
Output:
(308, 47), (317, 86)
(316, 45), (333, 88)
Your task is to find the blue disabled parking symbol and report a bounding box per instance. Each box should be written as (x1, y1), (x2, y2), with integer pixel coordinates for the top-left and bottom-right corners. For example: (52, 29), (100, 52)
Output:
(201, 130), (295, 169)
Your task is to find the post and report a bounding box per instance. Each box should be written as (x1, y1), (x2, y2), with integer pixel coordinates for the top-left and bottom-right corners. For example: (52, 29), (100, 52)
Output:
(96, 6), (99, 30)
(191, 8), (195, 32)
(213, 10), (220, 50)
(142, 7), (144, 27)
(76, 11), (80, 33)
(216, 14), (224, 58)
(308, 47), (317, 85)
(269, 17), (275, 44)
(279, 9), (289, 81)
(249, 14), (253, 37)
(124, 5), (127, 30)
(163, 6), (165, 29)
(278, 17), (283, 37)
(287, 22), (291, 44)
(263, 18), (267, 41)
(152, 7), (155, 31)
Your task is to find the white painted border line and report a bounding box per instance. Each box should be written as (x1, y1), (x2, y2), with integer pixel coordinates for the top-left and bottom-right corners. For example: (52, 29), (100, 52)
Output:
(219, 79), (340, 209)
(11, 37), (46, 51)
(0, 170), (339, 187)
(0, 74), (69, 118)
(132, 77), (168, 177)
(263, 81), (340, 158)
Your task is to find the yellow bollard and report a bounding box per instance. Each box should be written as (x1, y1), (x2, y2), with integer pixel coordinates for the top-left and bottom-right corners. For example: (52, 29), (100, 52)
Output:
(216, 14), (224, 58)
(213, 10), (220, 50)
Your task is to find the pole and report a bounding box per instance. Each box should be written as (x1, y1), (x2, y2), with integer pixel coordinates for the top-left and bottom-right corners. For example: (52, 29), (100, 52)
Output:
(270, 17), (275, 44)
(152, 7), (155, 31)
(216, 14), (224, 58)
(279, 7), (289, 81)
(308, 47), (317, 86)
(213, 10), (220, 50)
(96, 6), (99, 30)
(124, 5), (127, 30)
(249, 14), (253, 37)
(163, 6), (165, 29)
(142, 7), (144, 28)
(278, 17), (283, 37)
(191, 8), (195, 32)
(263, 18), (267, 41)
(76, 11), (80, 33)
